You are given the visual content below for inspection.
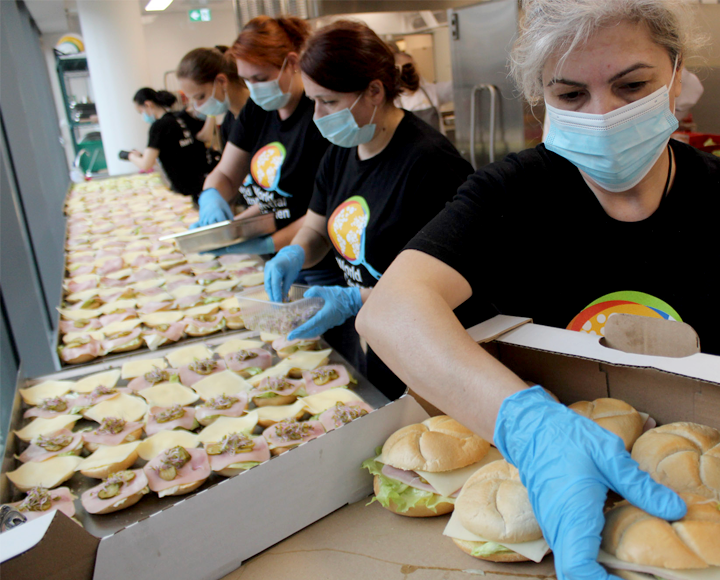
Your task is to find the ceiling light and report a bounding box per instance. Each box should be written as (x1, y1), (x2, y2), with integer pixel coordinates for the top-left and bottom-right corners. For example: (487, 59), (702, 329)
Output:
(145, 0), (174, 11)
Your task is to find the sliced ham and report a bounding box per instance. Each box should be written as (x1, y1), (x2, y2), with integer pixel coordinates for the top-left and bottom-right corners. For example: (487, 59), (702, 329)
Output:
(319, 401), (374, 431)
(211, 290), (236, 299)
(17, 430), (83, 463)
(207, 435), (270, 472)
(217, 253), (252, 266)
(250, 377), (305, 399)
(65, 279), (98, 293)
(381, 464), (442, 494)
(195, 394), (248, 425)
(158, 252), (184, 262)
(165, 278), (197, 292)
(23, 397), (72, 419)
(96, 257), (124, 276)
(196, 272), (228, 284)
(81, 469), (149, 514)
(131, 255), (156, 268)
(167, 264), (192, 276)
(68, 254), (95, 264)
(127, 269), (158, 283)
(227, 267), (258, 278)
(83, 419), (144, 446)
(68, 265), (95, 277)
(99, 276), (128, 289)
(137, 286), (167, 297)
(59, 318), (102, 334)
(174, 294), (205, 309)
(59, 338), (102, 363)
(96, 249), (122, 258)
(70, 387), (122, 411)
(127, 368), (180, 391)
(10, 487), (76, 522)
(145, 405), (197, 436)
(138, 301), (173, 315)
(99, 309), (137, 327)
(272, 336), (321, 353)
(101, 327), (142, 354)
(143, 448), (211, 493)
(262, 420), (325, 450)
(191, 260), (221, 273)
(142, 322), (186, 344)
(302, 365), (352, 395)
(178, 359), (227, 387)
(182, 313), (225, 330)
(224, 348), (272, 375)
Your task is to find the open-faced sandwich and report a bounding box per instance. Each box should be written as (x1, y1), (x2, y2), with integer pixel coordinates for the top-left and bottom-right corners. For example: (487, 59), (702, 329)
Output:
(81, 469), (149, 515)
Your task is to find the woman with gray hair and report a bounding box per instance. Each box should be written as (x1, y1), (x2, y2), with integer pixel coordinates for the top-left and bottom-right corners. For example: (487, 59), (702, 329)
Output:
(358, 0), (717, 578)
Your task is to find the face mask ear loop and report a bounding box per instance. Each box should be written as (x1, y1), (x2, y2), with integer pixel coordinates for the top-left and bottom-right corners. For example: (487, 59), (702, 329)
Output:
(368, 104), (377, 125)
(669, 54), (679, 115)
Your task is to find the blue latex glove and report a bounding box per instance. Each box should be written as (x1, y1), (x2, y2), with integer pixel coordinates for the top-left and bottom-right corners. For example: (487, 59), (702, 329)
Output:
(189, 188), (233, 230)
(288, 286), (362, 340)
(208, 235), (275, 256)
(494, 386), (687, 580)
(264, 245), (305, 303)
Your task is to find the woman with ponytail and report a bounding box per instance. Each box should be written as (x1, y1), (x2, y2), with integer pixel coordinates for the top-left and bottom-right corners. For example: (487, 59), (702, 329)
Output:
(177, 46), (249, 149)
(190, 16), (340, 284)
(122, 87), (209, 198)
(263, 20), (473, 396)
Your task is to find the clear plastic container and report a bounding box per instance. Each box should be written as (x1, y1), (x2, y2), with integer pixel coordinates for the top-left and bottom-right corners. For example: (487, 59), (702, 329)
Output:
(236, 285), (324, 335)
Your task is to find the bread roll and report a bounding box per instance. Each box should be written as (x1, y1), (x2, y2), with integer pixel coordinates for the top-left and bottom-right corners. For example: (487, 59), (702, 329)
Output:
(601, 494), (720, 569)
(382, 416), (490, 473)
(631, 422), (720, 500)
(456, 460), (542, 544)
(569, 398), (644, 451)
(372, 476), (454, 517)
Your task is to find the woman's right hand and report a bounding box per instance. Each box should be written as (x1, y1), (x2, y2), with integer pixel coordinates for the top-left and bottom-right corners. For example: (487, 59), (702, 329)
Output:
(264, 245), (305, 302)
(495, 386), (687, 580)
(190, 188), (234, 230)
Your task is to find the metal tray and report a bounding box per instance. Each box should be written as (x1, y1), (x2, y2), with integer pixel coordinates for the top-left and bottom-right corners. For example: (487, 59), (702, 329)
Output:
(159, 213), (276, 254)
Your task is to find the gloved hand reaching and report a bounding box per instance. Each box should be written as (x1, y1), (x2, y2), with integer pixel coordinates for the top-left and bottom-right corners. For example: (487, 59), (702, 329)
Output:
(494, 386), (687, 580)
(190, 188), (234, 230)
(208, 235), (275, 257)
(264, 245), (305, 303)
(287, 286), (363, 340)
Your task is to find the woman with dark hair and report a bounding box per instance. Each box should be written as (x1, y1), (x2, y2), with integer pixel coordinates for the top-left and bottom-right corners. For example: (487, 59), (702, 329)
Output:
(263, 20), (474, 395)
(121, 88), (209, 198)
(177, 46), (250, 149)
(189, 16), (341, 280)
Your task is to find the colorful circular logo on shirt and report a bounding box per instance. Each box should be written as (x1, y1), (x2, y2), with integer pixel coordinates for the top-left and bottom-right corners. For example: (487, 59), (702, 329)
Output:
(249, 142), (290, 196)
(328, 196), (381, 280)
(567, 291), (681, 337)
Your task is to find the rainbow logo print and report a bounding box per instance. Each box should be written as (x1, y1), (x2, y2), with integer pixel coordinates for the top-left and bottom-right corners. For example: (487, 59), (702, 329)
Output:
(247, 141), (290, 197)
(327, 196), (381, 280)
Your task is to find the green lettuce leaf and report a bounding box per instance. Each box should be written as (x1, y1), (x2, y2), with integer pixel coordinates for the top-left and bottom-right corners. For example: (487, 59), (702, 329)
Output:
(471, 542), (513, 557)
(244, 367), (263, 377)
(361, 456), (454, 513)
(228, 461), (260, 470)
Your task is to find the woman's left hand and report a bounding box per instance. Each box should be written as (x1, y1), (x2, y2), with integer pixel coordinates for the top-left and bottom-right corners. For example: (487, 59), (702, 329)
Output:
(288, 286), (363, 340)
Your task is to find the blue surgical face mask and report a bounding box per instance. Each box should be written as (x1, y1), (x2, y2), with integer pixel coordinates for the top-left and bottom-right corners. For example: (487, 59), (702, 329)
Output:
(247, 58), (292, 111)
(194, 78), (230, 117)
(142, 111), (155, 124)
(544, 59), (679, 192)
(314, 93), (377, 148)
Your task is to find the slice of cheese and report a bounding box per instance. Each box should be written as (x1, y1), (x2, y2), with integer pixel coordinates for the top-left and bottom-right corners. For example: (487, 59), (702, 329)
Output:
(100, 318), (143, 337)
(238, 272), (264, 287)
(214, 338), (265, 356)
(255, 400), (307, 423)
(15, 415), (83, 441)
(301, 388), (363, 416)
(443, 509), (550, 563)
(165, 344), (214, 367)
(218, 297), (240, 310)
(141, 311), (184, 326)
(58, 307), (102, 321)
(65, 288), (101, 303)
(73, 369), (122, 393)
(76, 441), (141, 472)
(62, 330), (105, 345)
(197, 412), (259, 444)
(143, 334), (166, 351)
(192, 370), (253, 400)
(260, 332), (282, 342)
(169, 284), (202, 300)
(7, 456), (83, 490)
(247, 361), (293, 387)
(131, 278), (166, 291)
(121, 358), (168, 379)
(138, 382), (199, 408)
(220, 260), (258, 271)
(416, 447), (504, 497)
(137, 430), (199, 460)
(134, 294), (173, 308)
(183, 303), (220, 318)
(20, 381), (75, 406)
(204, 280), (240, 294)
(184, 253), (217, 264)
(164, 274), (194, 285)
(83, 393), (148, 423)
(106, 267), (134, 280)
(99, 299), (137, 315)
(150, 247), (175, 258)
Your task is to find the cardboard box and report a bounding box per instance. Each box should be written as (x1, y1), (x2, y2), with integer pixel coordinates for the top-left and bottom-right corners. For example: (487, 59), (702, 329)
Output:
(1, 352), (429, 580)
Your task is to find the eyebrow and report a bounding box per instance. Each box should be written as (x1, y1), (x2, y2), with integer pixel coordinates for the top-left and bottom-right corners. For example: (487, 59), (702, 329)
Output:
(546, 63), (656, 87)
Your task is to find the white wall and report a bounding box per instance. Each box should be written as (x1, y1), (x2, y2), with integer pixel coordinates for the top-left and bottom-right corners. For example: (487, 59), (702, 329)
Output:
(141, 7), (239, 91)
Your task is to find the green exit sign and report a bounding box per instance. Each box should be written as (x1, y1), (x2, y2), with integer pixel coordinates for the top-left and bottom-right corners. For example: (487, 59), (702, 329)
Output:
(189, 8), (211, 22)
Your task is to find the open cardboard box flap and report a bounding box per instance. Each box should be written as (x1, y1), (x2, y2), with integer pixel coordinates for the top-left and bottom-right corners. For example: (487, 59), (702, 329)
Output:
(468, 315), (720, 428)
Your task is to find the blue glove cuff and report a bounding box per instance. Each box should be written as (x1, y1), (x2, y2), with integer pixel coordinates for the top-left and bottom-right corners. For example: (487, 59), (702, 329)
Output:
(278, 244), (305, 266)
(347, 287), (363, 317)
(257, 235), (276, 255)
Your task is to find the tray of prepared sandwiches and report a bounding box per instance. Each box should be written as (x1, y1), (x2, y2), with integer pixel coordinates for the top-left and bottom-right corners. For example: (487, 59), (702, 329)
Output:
(1, 333), (388, 539)
(58, 173), (267, 367)
(361, 396), (720, 580)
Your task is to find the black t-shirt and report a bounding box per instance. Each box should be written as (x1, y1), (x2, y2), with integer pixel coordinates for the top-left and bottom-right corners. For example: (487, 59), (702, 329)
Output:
(148, 111), (208, 197)
(407, 140), (720, 355)
(219, 110), (238, 150)
(310, 111), (474, 288)
(229, 95), (329, 229)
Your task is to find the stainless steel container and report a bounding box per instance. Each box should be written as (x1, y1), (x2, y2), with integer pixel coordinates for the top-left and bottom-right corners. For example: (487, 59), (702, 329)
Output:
(159, 213), (276, 254)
